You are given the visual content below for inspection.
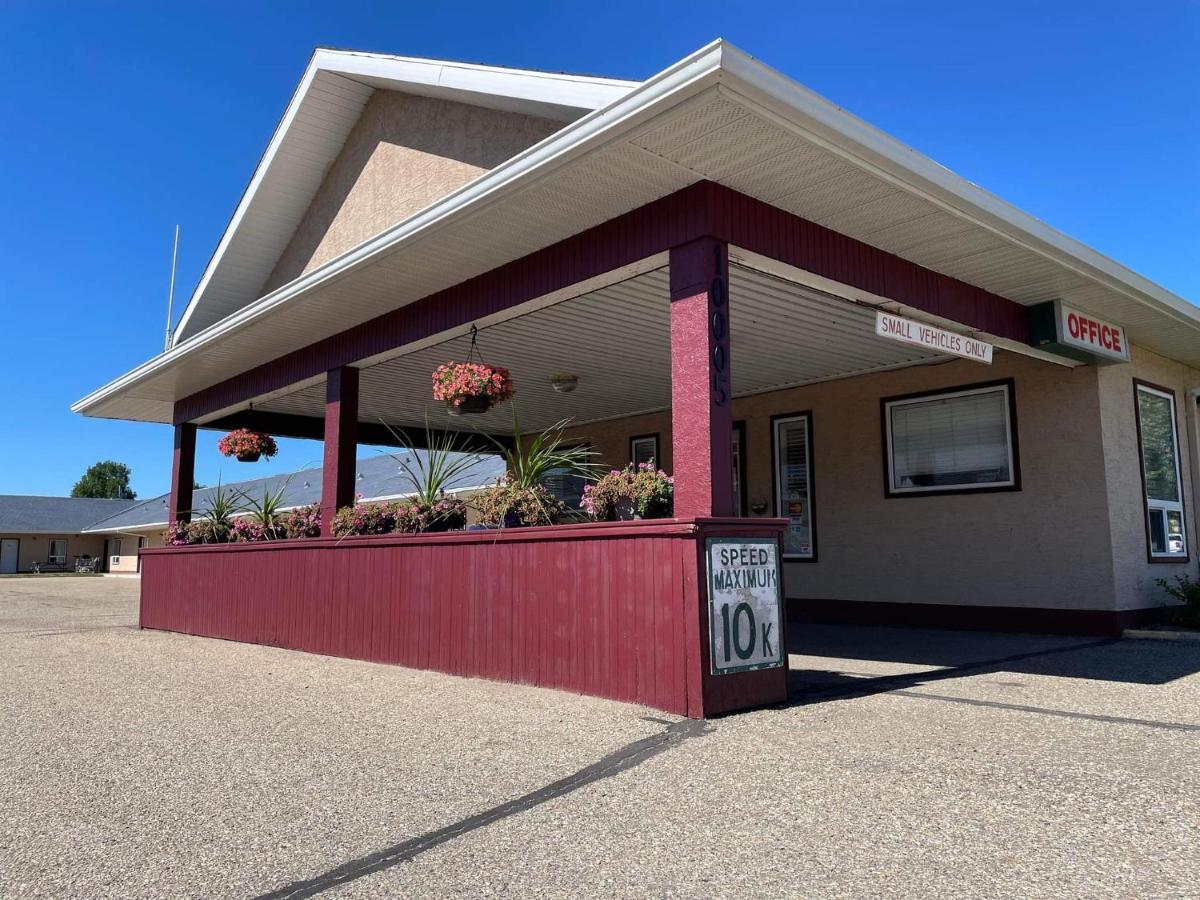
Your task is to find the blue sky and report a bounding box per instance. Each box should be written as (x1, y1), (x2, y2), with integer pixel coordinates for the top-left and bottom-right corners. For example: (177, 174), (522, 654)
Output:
(1, 1), (1196, 497)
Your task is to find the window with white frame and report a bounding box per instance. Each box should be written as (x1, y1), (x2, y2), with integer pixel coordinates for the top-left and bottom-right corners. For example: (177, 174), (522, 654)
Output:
(110, 538), (123, 563)
(773, 414), (815, 559)
(884, 382), (1018, 495)
(630, 435), (658, 469)
(1136, 383), (1187, 559)
(48, 539), (67, 565)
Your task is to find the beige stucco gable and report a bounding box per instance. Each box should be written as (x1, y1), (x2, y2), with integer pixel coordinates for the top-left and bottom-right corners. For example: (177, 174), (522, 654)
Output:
(261, 91), (564, 294)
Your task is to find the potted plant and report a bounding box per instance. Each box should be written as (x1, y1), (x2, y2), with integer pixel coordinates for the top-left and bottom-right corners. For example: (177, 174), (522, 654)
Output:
(473, 481), (565, 528)
(431, 362), (514, 415)
(474, 408), (599, 527)
(217, 428), (278, 462)
(581, 462), (674, 521)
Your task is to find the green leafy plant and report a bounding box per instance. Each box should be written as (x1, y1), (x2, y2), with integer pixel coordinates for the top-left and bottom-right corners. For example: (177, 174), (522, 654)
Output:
(190, 480), (240, 543)
(478, 407), (600, 527)
(1156, 575), (1200, 628)
(236, 478), (293, 540)
(382, 419), (488, 508)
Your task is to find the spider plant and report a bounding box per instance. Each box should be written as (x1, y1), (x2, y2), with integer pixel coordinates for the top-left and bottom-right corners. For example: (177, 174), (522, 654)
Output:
(486, 406), (600, 491)
(191, 479), (240, 543)
(381, 417), (489, 508)
(237, 477), (293, 540)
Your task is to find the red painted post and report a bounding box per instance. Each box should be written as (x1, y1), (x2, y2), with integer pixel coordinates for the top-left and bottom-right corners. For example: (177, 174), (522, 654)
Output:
(670, 238), (734, 518)
(320, 366), (359, 536)
(168, 423), (196, 524)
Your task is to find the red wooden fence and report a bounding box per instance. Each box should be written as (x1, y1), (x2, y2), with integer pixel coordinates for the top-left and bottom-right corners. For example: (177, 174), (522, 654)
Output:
(140, 518), (788, 717)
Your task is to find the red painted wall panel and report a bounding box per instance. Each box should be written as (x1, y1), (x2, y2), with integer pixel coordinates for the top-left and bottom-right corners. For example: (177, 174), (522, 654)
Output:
(140, 519), (788, 717)
(142, 523), (695, 713)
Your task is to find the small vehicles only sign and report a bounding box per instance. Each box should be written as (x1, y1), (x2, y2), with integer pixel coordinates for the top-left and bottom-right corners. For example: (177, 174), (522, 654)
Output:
(706, 537), (784, 674)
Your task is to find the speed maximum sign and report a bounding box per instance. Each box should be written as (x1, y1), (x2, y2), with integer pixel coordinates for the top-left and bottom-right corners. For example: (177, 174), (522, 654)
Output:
(706, 537), (784, 674)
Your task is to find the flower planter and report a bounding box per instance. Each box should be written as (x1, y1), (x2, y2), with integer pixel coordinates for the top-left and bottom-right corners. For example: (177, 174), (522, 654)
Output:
(218, 428), (278, 462)
(445, 395), (491, 416)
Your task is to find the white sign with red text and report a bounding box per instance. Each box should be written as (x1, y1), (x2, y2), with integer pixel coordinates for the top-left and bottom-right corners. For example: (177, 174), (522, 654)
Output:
(875, 311), (993, 364)
(1057, 303), (1130, 362)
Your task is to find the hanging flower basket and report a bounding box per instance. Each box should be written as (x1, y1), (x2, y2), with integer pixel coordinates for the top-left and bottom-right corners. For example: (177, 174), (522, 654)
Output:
(217, 428), (278, 463)
(432, 361), (514, 416)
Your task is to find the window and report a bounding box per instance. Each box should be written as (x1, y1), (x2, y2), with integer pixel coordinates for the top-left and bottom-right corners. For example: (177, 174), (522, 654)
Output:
(772, 413), (815, 559)
(732, 422), (747, 517)
(630, 434), (658, 468)
(110, 538), (123, 563)
(1135, 382), (1187, 560)
(883, 381), (1018, 496)
(542, 444), (591, 512)
(48, 539), (67, 565)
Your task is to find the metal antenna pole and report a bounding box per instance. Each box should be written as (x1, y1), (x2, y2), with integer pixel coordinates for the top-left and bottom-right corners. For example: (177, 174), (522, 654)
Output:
(164, 224), (180, 351)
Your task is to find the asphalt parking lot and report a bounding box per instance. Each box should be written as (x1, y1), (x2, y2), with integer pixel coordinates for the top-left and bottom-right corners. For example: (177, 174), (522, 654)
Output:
(2, 578), (1198, 898)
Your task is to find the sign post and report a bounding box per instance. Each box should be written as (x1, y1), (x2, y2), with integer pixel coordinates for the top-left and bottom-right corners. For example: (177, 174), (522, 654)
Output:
(706, 536), (784, 674)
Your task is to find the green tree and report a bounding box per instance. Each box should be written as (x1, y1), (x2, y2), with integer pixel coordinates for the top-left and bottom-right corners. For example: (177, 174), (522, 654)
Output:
(71, 461), (137, 500)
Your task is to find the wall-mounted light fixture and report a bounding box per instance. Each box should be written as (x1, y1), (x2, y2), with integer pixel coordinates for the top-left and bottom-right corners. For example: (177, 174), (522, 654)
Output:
(550, 373), (579, 393)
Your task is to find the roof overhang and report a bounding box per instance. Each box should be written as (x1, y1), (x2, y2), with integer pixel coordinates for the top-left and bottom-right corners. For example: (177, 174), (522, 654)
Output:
(76, 40), (1200, 424)
(170, 48), (639, 342)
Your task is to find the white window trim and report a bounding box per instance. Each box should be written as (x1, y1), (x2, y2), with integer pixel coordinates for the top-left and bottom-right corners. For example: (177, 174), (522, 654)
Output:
(48, 539), (67, 564)
(883, 382), (1018, 496)
(1136, 382), (1188, 560)
(630, 435), (658, 468)
(772, 413), (815, 560)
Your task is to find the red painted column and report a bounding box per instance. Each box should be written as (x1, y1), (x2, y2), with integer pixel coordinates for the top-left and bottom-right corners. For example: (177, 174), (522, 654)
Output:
(670, 237), (734, 518)
(168, 423), (196, 524)
(320, 366), (359, 536)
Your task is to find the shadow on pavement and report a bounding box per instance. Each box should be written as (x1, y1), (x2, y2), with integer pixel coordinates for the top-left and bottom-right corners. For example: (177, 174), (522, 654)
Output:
(787, 622), (1200, 688)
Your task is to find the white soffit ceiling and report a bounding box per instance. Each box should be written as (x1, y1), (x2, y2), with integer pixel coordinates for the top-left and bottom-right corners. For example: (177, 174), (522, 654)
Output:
(76, 41), (1200, 425)
(250, 265), (944, 434)
(170, 50), (639, 343)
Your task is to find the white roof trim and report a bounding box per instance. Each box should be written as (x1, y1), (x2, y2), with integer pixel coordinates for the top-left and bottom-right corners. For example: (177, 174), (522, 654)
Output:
(169, 48), (638, 344)
(717, 50), (1200, 332)
(74, 41), (724, 416)
(76, 40), (1199, 419)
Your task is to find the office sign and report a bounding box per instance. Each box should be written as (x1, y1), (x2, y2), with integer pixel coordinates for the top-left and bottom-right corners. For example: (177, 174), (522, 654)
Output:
(706, 537), (784, 674)
(875, 311), (993, 363)
(1028, 300), (1129, 364)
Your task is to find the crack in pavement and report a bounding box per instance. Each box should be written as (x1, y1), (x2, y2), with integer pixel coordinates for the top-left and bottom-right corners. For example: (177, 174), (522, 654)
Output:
(254, 716), (710, 899)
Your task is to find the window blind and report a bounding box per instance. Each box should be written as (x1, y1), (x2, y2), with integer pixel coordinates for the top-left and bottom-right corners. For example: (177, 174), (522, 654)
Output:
(889, 388), (1011, 490)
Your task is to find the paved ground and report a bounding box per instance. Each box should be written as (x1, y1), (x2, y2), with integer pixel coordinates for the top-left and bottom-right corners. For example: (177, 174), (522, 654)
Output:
(2, 578), (1198, 898)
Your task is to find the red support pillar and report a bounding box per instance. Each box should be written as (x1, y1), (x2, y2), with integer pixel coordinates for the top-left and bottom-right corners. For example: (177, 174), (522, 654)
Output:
(670, 237), (734, 518)
(168, 423), (196, 524)
(320, 366), (359, 537)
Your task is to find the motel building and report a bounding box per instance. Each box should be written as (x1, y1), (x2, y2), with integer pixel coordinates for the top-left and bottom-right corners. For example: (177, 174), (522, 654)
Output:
(74, 42), (1200, 717)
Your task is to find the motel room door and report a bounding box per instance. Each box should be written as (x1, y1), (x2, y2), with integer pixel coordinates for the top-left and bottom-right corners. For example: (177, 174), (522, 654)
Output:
(0, 539), (18, 574)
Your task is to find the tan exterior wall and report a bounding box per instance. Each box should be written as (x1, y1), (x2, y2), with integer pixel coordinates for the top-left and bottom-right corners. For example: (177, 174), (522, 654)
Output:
(1097, 345), (1200, 609)
(263, 91), (562, 293)
(563, 350), (1120, 612)
(1, 534), (109, 572)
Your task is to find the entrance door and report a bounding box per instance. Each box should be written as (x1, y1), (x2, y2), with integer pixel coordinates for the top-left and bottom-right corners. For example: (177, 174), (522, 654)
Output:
(0, 539), (17, 574)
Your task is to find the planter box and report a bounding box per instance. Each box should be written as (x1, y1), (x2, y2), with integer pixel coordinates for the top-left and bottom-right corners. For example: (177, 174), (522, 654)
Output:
(140, 518), (788, 717)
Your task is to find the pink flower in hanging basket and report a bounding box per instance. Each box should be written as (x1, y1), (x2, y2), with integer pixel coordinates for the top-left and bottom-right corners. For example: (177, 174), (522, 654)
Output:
(217, 428), (278, 460)
(431, 362), (515, 408)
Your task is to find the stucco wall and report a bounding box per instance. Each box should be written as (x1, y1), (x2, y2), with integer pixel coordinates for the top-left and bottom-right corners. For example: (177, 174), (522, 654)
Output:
(562, 351), (1120, 612)
(1097, 345), (1200, 610)
(262, 91), (562, 293)
(106, 528), (166, 573)
(2, 534), (108, 572)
